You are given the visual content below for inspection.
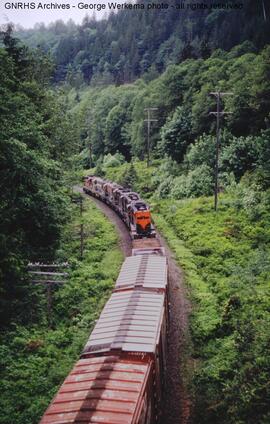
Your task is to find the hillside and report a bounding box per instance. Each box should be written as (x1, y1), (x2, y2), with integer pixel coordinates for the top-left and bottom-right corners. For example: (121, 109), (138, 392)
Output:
(16, 0), (270, 84)
(60, 42), (270, 195)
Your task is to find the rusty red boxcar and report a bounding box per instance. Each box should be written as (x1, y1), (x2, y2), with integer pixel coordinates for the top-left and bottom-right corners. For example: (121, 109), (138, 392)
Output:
(40, 355), (155, 424)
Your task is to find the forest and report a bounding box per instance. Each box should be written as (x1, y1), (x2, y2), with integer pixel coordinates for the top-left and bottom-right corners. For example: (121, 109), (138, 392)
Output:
(16, 0), (270, 84)
(1, 0), (270, 422)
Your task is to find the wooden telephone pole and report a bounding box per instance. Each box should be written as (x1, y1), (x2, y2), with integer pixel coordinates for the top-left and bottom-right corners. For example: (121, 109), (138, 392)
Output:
(210, 91), (233, 211)
(28, 263), (69, 327)
(144, 108), (158, 167)
(72, 195), (84, 259)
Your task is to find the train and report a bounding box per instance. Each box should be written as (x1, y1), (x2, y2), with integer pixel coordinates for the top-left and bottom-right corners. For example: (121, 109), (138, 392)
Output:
(39, 177), (169, 424)
(83, 176), (156, 239)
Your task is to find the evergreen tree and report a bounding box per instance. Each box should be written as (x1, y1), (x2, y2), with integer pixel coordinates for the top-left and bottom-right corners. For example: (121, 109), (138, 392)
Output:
(0, 29), (70, 325)
(120, 163), (138, 189)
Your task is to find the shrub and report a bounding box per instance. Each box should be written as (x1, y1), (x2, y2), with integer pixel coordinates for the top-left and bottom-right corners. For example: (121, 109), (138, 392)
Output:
(171, 165), (214, 199)
(103, 152), (125, 168)
(185, 133), (216, 170)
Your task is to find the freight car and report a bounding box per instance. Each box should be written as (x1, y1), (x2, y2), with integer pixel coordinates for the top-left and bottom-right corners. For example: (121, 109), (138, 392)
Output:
(39, 180), (169, 424)
(40, 254), (168, 424)
(40, 355), (156, 424)
(83, 176), (156, 239)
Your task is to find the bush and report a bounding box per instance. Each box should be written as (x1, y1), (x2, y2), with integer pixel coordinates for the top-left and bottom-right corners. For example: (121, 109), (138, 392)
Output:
(185, 133), (216, 170)
(220, 135), (261, 181)
(103, 152), (125, 168)
(171, 165), (214, 199)
(159, 106), (193, 162)
(156, 175), (175, 198)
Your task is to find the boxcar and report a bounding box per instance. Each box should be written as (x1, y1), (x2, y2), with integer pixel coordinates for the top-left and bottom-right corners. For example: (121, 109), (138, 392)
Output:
(81, 290), (167, 422)
(114, 255), (167, 294)
(39, 355), (156, 424)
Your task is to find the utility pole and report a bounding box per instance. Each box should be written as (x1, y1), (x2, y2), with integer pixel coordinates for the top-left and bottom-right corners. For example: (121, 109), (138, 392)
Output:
(210, 91), (233, 211)
(28, 263), (69, 327)
(72, 195), (84, 259)
(262, 0), (267, 21)
(87, 136), (93, 169)
(144, 108), (158, 167)
(86, 109), (93, 169)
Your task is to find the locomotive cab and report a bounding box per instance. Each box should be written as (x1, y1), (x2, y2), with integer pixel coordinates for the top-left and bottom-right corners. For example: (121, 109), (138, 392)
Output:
(120, 192), (140, 223)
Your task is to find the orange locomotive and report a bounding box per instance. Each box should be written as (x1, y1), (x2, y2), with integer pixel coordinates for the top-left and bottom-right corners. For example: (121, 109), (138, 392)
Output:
(83, 176), (156, 239)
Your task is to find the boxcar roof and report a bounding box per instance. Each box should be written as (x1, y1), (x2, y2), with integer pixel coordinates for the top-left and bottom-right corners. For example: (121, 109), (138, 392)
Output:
(82, 291), (165, 356)
(40, 356), (151, 424)
(115, 255), (167, 291)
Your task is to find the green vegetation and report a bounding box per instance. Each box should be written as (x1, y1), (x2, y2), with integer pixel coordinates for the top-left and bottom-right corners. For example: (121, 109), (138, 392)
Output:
(0, 29), (80, 326)
(0, 197), (123, 424)
(154, 192), (270, 423)
(63, 44), (270, 177)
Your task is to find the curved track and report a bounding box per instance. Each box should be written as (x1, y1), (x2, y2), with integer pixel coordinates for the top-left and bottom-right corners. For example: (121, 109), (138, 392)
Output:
(76, 185), (192, 424)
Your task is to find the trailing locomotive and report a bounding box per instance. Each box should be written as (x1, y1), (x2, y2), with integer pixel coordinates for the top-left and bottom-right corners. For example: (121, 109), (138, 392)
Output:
(39, 181), (169, 424)
(83, 176), (156, 239)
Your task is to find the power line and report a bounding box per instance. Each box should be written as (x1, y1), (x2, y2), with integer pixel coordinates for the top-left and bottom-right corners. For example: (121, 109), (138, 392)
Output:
(209, 91), (233, 211)
(144, 107), (158, 167)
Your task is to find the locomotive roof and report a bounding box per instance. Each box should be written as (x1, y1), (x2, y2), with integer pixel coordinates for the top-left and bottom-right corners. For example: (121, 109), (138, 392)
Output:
(39, 355), (151, 424)
(132, 201), (149, 211)
(82, 291), (165, 356)
(121, 192), (140, 201)
(115, 255), (167, 291)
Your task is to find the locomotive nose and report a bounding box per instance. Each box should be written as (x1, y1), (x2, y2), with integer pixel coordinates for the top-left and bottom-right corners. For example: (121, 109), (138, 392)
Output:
(135, 212), (152, 235)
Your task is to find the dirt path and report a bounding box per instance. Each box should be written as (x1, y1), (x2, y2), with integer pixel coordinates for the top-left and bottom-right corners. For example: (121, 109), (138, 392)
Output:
(76, 187), (192, 424)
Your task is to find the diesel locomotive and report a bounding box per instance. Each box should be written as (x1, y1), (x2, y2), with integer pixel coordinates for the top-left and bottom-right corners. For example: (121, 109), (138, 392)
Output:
(83, 176), (156, 239)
